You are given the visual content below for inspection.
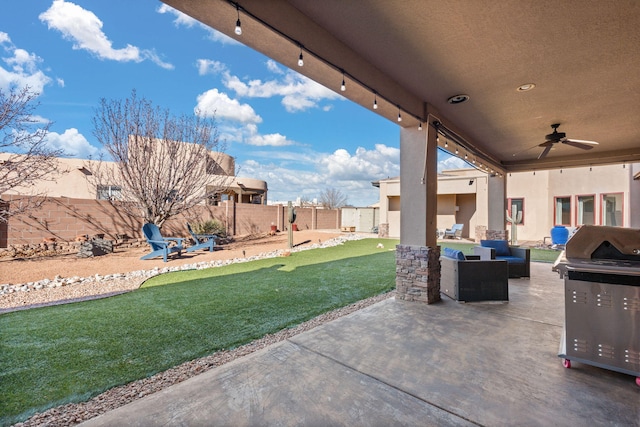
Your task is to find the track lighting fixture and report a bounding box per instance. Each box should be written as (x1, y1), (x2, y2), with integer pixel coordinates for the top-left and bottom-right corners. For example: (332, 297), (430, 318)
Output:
(341, 70), (346, 91)
(234, 4), (242, 35)
(373, 93), (378, 109)
(397, 106), (402, 122)
(298, 49), (304, 67)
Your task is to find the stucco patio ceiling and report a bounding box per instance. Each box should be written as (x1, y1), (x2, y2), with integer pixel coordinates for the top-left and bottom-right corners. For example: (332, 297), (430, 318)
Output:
(162, 0), (640, 173)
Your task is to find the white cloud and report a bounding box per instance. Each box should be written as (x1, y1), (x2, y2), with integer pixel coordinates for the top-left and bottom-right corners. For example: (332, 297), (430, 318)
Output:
(236, 144), (400, 206)
(45, 128), (100, 158)
(265, 59), (284, 74)
(197, 59), (226, 76)
(157, 4), (199, 27)
(222, 64), (342, 113)
(0, 34), (52, 93)
(157, 4), (239, 46)
(40, 0), (173, 69)
(246, 133), (295, 147)
(320, 144), (400, 181)
(438, 151), (469, 172)
(195, 88), (262, 124)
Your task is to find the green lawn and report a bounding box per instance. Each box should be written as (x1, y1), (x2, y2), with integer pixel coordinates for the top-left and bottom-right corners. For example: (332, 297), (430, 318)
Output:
(0, 238), (397, 426)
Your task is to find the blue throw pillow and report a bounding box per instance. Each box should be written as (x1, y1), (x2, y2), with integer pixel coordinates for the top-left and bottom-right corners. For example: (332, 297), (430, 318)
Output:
(481, 240), (510, 256)
(442, 247), (465, 260)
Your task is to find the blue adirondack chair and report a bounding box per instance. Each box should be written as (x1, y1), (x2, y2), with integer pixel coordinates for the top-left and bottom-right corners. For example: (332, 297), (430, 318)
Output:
(186, 223), (218, 253)
(444, 224), (464, 239)
(141, 223), (184, 262)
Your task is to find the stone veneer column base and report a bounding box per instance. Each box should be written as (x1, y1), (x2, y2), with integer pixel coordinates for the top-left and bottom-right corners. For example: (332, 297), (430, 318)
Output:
(395, 244), (441, 304)
(378, 223), (389, 238)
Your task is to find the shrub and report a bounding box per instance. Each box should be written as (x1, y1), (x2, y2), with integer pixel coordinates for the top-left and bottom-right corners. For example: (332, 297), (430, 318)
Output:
(192, 219), (226, 237)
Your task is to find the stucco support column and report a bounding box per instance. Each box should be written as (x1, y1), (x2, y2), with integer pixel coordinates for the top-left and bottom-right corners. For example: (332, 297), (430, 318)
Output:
(396, 119), (440, 304)
(487, 174), (506, 239)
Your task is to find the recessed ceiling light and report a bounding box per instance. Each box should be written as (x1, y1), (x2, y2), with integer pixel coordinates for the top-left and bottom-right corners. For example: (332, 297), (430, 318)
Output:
(447, 94), (470, 104)
(517, 83), (536, 92)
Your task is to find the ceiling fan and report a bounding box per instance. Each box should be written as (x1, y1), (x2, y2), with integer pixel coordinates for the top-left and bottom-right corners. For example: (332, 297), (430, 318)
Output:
(537, 123), (599, 159)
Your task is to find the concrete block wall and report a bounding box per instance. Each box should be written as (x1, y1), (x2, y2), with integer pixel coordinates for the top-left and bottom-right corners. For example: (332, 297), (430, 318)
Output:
(1, 195), (343, 247)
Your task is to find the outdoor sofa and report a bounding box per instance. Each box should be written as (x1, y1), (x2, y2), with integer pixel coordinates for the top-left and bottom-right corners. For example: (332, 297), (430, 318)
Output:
(474, 239), (530, 278)
(440, 247), (509, 302)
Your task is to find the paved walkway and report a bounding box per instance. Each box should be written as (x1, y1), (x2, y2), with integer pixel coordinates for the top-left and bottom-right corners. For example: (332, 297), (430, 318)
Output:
(81, 263), (639, 426)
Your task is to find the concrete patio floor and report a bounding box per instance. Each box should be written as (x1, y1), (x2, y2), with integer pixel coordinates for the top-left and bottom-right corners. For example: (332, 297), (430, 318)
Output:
(81, 262), (639, 426)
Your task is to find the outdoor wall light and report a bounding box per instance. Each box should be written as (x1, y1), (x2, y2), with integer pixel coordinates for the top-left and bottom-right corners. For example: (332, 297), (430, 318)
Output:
(373, 93), (378, 109)
(341, 70), (346, 91)
(298, 49), (304, 67)
(397, 106), (402, 122)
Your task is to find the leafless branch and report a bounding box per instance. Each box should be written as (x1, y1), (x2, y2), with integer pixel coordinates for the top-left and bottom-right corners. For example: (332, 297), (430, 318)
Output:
(0, 86), (64, 222)
(88, 90), (231, 227)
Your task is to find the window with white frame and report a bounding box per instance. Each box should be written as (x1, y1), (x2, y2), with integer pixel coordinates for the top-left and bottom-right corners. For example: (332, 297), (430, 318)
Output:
(601, 193), (623, 226)
(554, 196), (571, 226)
(96, 185), (122, 200)
(576, 195), (595, 225)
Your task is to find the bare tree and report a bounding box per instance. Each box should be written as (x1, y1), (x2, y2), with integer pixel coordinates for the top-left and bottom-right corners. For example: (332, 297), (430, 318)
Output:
(89, 90), (230, 227)
(0, 86), (63, 223)
(319, 187), (348, 209)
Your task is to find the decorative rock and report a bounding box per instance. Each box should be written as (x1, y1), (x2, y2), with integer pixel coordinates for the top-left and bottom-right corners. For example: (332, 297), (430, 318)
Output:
(0, 233), (369, 298)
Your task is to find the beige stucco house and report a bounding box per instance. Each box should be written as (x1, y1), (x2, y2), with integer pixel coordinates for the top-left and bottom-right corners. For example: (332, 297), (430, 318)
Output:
(0, 151), (268, 205)
(375, 163), (640, 242)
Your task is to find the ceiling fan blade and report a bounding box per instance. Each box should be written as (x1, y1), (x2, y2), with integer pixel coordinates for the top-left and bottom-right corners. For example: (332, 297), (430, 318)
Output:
(565, 138), (598, 145)
(512, 143), (543, 157)
(563, 139), (597, 150)
(538, 144), (553, 159)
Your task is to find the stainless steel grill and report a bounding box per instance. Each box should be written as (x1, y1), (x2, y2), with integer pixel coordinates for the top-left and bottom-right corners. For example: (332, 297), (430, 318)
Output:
(554, 225), (640, 386)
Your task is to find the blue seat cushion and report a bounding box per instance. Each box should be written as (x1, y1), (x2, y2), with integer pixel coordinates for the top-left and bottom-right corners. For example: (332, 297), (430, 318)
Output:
(442, 247), (466, 260)
(481, 240), (511, 256)
(496, 255), (526, 264)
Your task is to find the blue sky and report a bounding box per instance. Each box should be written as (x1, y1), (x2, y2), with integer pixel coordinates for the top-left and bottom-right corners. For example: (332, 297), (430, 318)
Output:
(1, 0), (462, 206)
